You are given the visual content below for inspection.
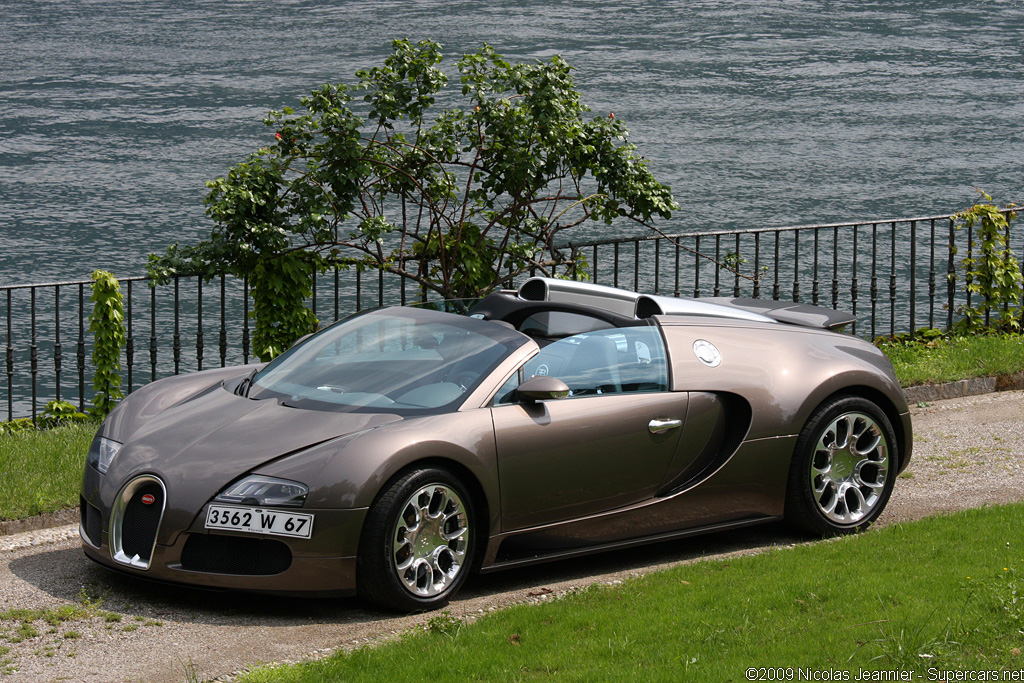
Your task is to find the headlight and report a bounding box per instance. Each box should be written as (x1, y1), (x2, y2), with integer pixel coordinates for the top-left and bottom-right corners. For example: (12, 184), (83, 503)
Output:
(213, 475), (308, 508)
(86, 436), (122, 474)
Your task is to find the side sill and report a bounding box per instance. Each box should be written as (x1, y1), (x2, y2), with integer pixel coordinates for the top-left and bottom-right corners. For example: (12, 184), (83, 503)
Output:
(480, 515), (782, 573)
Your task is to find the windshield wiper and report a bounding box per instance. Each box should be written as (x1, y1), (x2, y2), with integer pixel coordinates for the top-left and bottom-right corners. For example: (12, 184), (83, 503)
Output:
(234, 367), (259, 398)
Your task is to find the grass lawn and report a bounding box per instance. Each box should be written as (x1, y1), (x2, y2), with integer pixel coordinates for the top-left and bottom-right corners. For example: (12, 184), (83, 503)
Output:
(0, 422), (94, 520)
(882, 333), (1024, 387)
(238, 503), (1024, 682)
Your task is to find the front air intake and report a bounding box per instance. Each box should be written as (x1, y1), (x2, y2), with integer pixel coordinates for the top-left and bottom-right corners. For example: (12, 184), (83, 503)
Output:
(79, 497), (103, 548)
(181, 534), (292, 575)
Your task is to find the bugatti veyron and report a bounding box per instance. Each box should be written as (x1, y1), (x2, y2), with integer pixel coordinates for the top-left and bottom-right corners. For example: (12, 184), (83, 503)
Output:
(80, 278), (912, 611)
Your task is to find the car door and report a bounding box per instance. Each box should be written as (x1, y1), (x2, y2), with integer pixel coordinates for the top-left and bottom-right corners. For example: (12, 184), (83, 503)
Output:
(491, 325), (689, 532)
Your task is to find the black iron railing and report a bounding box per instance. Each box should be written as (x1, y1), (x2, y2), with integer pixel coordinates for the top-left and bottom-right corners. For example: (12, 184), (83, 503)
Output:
(563, 211), (1020, 339)
(2, 210), (1020, 421)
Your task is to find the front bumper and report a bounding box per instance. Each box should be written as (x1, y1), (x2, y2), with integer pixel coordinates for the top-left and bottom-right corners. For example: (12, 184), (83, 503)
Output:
(81, 466), (369, 595)
(81, 536), (360, 596)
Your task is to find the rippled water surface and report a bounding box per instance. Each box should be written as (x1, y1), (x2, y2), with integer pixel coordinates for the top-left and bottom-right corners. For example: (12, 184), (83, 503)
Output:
(2, 0), (1022, 284)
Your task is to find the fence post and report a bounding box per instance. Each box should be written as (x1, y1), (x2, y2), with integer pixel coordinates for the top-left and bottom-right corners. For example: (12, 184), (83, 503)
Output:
(77, 284), (86, 413)
(173, 276), (181, 374)
(30, 287), (38, 421)
(812, 228), (820, 305)
(5, 290), (13, 421)
(928, 219), (936, 329)
(219, 275), (227, 368)
(909, 220), (917, 339)
(150, 285), (158, 382)
(851, 225), (859, 335)
(126, 280), (134, 393)
(753, 232), (761, 300)
(196, 278), (204, 372)
(946, 218), (956, 330)
(54, 285), (62, 403)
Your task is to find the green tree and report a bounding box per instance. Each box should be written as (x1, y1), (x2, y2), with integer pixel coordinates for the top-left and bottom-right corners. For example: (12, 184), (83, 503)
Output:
(149, 39), (678, 361)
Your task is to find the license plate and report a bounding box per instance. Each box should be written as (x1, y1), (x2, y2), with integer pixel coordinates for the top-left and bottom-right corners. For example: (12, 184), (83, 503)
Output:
(204, 504), (314, 539)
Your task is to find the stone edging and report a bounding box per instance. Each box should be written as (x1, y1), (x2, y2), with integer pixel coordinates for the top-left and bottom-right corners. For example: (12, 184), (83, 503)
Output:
(4, 373), (1024, 539)
(901, 371), (1024, 403)
(0, 508), (78, 537)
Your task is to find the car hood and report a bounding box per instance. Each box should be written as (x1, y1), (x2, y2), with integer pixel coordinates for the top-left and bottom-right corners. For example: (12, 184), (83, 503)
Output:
(104, 386), (402, 505)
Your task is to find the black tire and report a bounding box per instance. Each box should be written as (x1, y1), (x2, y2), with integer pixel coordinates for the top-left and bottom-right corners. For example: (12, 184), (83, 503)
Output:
(357, 467), (475, 612)
(785, 395), (898, 537)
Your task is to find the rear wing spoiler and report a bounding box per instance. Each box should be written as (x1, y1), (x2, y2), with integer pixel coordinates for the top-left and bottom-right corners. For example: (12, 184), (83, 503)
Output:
(700, 297), (857, 331)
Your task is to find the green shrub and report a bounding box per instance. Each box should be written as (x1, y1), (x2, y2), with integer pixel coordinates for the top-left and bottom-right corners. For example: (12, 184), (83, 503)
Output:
(36, 400), (90, 430)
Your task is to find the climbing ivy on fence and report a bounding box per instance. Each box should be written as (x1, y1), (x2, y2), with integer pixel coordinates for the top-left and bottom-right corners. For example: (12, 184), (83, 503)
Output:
(249, 254), (319, 362)
(951, 193), (1022, 333)
(89, 270), (126, 417)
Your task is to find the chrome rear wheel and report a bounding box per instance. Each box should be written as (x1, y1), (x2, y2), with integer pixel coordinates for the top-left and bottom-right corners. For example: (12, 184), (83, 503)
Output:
(809, 411), (889, 525)
(786, 396), (898, 536)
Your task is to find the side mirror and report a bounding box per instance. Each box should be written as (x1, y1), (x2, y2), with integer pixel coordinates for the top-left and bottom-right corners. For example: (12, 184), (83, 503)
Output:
(517, 376), (570, 403)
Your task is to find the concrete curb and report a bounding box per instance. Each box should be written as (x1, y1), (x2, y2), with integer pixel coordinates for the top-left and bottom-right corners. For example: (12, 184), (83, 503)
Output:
(5, 373), (1024, 539)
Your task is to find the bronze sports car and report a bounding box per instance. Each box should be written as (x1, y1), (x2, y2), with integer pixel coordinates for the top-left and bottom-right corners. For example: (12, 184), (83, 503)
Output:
(80, 277), (912, 611)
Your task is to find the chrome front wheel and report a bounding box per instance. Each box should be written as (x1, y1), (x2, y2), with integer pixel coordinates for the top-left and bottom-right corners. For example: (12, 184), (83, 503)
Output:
(391, 484), (469, 599)
(358, 468), (476, 612)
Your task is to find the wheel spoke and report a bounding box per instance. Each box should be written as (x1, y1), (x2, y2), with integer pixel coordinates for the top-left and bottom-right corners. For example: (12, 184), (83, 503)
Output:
(394, 544), (415, 571)
(441, 524), (467, 543)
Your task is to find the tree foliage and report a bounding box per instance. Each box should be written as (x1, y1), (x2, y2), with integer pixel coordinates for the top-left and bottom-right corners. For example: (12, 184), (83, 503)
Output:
(149, 39), (678, 360)
(951, 192), (1021, 333)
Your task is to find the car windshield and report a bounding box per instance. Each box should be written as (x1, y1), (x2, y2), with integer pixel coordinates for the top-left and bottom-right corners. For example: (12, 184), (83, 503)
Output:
(247, 307), (527, 414)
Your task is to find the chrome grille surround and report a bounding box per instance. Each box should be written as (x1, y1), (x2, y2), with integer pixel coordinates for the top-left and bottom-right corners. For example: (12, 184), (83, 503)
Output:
(110, 475), (167, 571)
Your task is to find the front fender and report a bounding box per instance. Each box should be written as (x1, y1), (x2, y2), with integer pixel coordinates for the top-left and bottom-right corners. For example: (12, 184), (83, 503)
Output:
(255, 409), (501, 533)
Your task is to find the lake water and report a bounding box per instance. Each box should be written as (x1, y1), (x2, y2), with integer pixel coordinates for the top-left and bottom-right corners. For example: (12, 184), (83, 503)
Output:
(1, 0), (1022, 286)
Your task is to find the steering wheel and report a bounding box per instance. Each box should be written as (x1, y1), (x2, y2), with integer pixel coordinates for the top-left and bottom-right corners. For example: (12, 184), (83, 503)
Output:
(316, 384), (351, 394)
(451, 372), (480, 393)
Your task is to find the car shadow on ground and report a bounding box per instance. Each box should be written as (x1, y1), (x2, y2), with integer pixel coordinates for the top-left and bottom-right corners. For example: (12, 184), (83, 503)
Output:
(8, 522), (805, 628)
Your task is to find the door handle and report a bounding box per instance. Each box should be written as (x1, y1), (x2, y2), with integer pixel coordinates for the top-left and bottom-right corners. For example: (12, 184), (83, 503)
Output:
(648, 418), (682, 434)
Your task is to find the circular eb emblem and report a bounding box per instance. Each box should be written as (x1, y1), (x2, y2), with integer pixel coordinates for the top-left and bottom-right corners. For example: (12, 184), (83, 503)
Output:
(692, 340), (722, 368)
(141, 494), (156, 505)
(535, 364), (550, 376)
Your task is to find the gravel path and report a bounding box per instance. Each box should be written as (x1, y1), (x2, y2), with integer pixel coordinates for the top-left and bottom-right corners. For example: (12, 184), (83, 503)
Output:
(2, 390), (1023, 682)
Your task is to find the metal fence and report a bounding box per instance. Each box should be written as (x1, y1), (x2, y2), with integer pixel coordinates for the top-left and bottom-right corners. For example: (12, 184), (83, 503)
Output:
(2, 210), (1020, 421)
